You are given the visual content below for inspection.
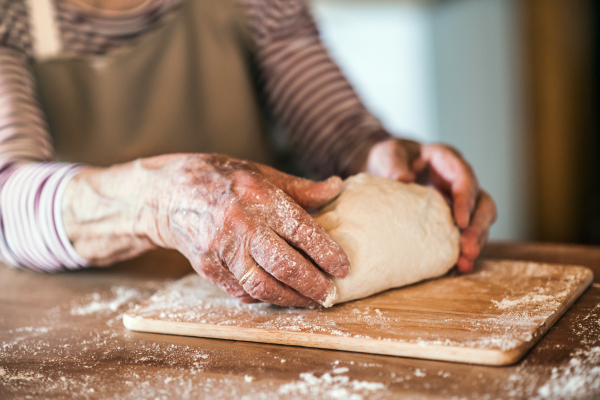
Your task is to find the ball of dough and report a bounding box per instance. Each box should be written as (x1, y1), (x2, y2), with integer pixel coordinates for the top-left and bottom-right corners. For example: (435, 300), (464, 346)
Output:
(313, 173), (460, 305)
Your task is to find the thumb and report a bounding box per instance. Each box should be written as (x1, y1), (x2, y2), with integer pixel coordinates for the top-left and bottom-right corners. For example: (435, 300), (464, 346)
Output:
(254, 164), (343, 209)
(366, 139), (420, 182)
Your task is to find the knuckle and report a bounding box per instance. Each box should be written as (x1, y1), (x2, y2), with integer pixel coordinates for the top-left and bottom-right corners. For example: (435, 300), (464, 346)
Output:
(230, 168), (261, 186)
(244, 277), (280, 303)
(233, 173), (272, 204)
(250, 229), (278, 260)
(439, 143), (464, 159)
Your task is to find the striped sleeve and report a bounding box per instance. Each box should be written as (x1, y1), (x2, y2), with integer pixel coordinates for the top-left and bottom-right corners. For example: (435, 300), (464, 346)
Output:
(0, 2), (86, 271)
(240, 0), (391, 179)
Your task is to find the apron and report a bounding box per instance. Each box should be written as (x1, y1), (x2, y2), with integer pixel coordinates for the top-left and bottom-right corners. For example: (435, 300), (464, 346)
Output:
(28, 0), (273, 168)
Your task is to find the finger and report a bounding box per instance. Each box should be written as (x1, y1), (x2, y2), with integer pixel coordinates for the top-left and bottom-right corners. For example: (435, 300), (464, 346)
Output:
(233, 256), (318, 307)
(254, 163), (343, 209)
(457, 229), (489, 273)
(189, 253), (258, 304)
(265, 190), (351, 279)
(421, 145), (479, 229)
(457, 256), (474, 273)
(251, 228), (337, 306)
(457, 191), (497, 273)
(366, 139), (421, 182)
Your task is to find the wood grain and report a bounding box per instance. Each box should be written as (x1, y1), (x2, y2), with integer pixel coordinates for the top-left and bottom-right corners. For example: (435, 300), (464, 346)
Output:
(124, 259), (593, 366)
(2, 243), (600, 399)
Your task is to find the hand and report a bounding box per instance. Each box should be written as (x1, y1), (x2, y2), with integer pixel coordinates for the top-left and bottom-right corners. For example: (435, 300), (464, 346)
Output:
(365, 139), (497, 273)
(63, 154), (350, 307)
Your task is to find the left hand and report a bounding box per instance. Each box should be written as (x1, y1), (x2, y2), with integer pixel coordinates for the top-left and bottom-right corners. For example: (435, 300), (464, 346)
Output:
(364, 138), (497, 273)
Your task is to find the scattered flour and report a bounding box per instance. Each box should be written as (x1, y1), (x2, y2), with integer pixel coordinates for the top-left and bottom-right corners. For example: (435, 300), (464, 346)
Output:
(492, 286), (571, 310)
(2, 265), (598, 399)
(0, 368), (44, 382)
(535, 347), (600, 399)
(278, 369), (386, 400)
(414, 369), (426, 378)
(332, 367), (349, 374)
(71, 287), (143, 316)
(128, 263), (589, 355)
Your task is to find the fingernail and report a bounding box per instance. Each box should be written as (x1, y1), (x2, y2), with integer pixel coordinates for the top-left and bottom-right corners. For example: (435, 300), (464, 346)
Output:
(321, 286), (337, 308)
(334, 263), (351, 279)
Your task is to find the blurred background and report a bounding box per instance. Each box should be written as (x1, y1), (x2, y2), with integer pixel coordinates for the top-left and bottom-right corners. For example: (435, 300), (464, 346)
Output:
(311, 0), (599, 244)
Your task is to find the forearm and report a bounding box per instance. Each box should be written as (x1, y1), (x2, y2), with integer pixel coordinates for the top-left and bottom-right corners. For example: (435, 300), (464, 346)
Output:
(0, 47), (83, 271)
(259, 37), (391, 178)
(61, 153), (236, 266)
(244, 0), (391, 179)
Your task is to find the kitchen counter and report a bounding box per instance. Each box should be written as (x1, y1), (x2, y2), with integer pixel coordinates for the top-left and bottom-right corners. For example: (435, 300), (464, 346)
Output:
(1, 242), (599, 399)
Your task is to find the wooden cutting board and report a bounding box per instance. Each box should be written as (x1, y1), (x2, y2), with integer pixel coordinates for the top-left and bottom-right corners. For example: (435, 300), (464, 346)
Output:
(124, 259), (593, 365)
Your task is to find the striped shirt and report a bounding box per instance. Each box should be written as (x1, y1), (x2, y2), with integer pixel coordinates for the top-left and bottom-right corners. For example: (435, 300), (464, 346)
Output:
(0, 0), (391, 271)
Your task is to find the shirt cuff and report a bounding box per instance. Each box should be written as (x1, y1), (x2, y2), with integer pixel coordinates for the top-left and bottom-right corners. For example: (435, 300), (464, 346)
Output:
(0, 162), (87, 271)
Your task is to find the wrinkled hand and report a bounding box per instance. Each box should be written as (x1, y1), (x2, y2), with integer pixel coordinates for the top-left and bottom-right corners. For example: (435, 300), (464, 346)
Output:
(365, 139), (497, 272)
(142, 154), (350, 307)
(63, 154), (350, 307)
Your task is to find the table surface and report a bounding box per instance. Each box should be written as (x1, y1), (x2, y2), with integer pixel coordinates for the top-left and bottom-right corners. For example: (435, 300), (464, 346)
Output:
(1, 241), (599, 399)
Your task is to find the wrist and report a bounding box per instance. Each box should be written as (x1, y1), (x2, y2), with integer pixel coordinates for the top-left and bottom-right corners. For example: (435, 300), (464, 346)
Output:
(61, 160), (162, 265)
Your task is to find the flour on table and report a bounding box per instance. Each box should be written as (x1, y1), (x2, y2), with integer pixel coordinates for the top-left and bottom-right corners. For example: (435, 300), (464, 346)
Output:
(70, 287), (143, 316)
(278, 368), (386, 400)
(313, 173), (460, 305)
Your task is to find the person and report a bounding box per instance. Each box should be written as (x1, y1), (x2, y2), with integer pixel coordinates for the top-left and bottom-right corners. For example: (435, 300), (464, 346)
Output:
(0, 0), (496, 307)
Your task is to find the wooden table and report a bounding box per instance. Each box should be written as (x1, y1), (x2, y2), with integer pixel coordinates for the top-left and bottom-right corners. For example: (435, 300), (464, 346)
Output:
(1, 242), (599, 399)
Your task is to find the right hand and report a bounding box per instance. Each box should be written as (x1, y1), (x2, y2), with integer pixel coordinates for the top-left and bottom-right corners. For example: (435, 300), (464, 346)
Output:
(63, 154), (350, 307)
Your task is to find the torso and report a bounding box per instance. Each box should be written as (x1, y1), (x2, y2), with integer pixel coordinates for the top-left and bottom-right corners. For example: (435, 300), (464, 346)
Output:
(33, 0), (274, 167)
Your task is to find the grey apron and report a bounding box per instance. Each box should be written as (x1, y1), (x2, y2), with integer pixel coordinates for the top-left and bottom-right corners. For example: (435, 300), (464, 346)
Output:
(30, 0), (273, 167)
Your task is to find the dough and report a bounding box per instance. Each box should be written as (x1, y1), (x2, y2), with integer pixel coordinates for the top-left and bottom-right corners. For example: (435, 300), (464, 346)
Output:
(313, 173), (460, 305)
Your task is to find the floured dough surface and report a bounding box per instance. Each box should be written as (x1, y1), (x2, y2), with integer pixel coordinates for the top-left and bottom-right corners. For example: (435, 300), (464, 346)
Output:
(314, 173), (460, 305)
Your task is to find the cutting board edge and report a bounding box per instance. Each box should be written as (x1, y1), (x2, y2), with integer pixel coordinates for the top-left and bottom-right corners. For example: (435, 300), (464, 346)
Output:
(123, 262), (595, 366)
(123, 313), (523, 366)
(497, 265), (595, 363)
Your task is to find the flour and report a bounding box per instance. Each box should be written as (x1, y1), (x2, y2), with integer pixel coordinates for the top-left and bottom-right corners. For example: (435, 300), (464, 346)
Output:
(534, 347), (600, 399)
(2, 282), (390, 400)
(278, 369), (386, 400)
(491, 282), (573, 310)
(2, 265), (598, 399)
(71, 287), (144, 316)
(531, 300), (600, 399)
(332, 367), (349, 374)
(0, 369), (44, 381)
(126, 262), (590, 355)
(3, 326), (54, 350)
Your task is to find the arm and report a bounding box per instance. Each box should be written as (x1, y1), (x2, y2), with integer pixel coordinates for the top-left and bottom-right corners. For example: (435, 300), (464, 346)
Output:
(0, 49), (350, 307)
(0, 52), (350, 305)
(0, 41), (84, 271)
(242, 0), (496, 271)
(0, 2), (349, 308)
(241, 0), (391, 179)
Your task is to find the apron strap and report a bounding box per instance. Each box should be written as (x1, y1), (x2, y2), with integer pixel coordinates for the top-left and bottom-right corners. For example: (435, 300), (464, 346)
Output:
(25, 0), (62, 60)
